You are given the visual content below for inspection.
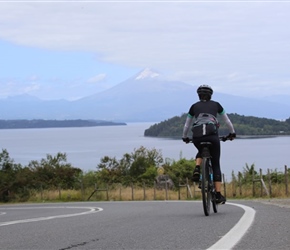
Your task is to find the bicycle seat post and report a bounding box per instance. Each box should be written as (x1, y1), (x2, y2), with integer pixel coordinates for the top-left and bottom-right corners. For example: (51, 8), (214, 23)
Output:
(200, 142), (212, 158)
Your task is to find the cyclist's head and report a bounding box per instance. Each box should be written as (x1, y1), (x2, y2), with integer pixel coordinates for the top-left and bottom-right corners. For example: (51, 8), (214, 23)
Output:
(197, 85), (213, 101)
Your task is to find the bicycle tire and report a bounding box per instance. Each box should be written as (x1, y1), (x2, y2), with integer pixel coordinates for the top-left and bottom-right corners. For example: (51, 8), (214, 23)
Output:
(209, 164), (218, 213)
(201, 157), (211, 216)
(212, 188), (218, 213)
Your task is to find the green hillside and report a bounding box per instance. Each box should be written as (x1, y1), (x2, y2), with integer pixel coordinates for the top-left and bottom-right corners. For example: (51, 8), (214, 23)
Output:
(144, 113), (290, 138)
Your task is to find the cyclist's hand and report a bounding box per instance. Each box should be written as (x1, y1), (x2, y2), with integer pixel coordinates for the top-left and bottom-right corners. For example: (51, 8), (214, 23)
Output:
(221, 136), (227, 142)
(182, 137), (190, 143)
(228, 133), (236, 141)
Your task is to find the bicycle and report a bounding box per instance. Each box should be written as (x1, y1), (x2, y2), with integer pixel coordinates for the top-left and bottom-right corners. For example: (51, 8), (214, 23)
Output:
(189, 135), (231, 216)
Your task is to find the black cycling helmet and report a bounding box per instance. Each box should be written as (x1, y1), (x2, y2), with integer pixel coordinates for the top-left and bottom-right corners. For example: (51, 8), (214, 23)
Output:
(197, 85), (213, 101)
(197, 84), (213, 95)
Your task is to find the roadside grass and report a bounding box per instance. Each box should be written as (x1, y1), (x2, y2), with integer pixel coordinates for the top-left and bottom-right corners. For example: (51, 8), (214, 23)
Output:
(25, 182), (289, 203)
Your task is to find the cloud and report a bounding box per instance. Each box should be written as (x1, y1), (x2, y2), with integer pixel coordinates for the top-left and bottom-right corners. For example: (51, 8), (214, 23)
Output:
(23, 82), (40, 93)
(28, 75), (39, 81)
(0, 78), (40, 98)
(0, 1), (290, 98)
(87, 74), (106, 84)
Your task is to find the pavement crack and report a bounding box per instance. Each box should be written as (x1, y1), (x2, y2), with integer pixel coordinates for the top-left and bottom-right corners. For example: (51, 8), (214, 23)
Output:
(59, 238), (99, 250)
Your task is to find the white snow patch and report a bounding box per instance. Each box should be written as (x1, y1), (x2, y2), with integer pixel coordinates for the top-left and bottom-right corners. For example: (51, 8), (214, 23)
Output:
(135, 68), (159, 80)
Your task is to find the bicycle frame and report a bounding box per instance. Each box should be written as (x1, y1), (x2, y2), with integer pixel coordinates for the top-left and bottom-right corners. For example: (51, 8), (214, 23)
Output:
(200, 142), (217, 216)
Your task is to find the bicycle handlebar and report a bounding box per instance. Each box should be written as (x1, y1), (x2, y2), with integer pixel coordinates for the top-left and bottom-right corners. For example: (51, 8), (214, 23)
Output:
(186, 135), (234, 143)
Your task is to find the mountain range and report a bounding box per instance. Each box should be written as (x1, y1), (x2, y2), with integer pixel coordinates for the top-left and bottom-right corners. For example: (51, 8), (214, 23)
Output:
(1, 68), (289, 122)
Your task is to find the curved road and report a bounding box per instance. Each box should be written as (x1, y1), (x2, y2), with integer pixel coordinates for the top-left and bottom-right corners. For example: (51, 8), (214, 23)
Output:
(0, 200), (289, 249)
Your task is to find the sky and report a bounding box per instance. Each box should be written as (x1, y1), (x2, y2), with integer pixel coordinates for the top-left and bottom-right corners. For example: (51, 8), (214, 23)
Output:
(0, 0), (290, 100)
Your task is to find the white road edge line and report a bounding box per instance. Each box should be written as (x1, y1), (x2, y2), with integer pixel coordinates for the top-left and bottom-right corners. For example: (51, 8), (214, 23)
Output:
(207, 202), (256, 250)
(0, 207), (103, 227)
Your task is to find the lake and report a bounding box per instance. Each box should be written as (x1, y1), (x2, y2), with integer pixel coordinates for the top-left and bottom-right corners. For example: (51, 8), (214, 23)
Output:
(0, 122), (289, 181)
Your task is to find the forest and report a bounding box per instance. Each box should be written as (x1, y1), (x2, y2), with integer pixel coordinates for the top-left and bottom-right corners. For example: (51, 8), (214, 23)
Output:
(144, 113), (290, 138)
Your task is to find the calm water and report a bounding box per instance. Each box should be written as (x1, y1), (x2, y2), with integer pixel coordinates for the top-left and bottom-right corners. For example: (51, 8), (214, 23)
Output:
(0, 122), (289, 180)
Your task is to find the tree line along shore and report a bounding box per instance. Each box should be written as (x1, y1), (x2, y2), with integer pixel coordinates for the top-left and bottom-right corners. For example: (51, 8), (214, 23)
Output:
(144, 113), (290, 138)
(0, 119), (126, 129)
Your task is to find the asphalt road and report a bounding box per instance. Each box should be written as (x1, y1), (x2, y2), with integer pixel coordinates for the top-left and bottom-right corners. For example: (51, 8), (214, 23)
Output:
(0, 200), (289, 250)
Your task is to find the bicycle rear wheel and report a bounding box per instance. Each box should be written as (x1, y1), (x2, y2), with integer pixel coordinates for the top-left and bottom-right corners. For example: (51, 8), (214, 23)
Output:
(212, 191), (218, 213)
(201, 157), (211, 216)
(209, 165), (218, 213)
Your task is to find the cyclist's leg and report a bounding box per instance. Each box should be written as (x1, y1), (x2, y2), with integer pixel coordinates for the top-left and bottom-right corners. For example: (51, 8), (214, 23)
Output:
(196, 157), (202, 166)
(192, 156), (202, 182)
(192, 139), (203, 182)
(210, 136), (226, 204)
(209, 135), (221, 186)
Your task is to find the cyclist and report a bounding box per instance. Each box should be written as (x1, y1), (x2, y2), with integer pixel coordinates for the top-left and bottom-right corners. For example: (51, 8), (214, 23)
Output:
(182, 85), (236, 204)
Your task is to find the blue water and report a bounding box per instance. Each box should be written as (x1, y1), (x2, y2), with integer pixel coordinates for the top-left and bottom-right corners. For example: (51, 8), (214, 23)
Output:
(0, 122), (288, 180)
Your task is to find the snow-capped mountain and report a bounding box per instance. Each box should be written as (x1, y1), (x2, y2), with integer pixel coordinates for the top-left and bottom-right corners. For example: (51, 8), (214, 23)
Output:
(135, 68), (160, 80)
(0, 68), (289, 122)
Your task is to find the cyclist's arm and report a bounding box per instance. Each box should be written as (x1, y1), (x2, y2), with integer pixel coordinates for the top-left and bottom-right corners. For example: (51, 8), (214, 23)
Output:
(219, 111), (235, 133)
(182, 114), (193, 138)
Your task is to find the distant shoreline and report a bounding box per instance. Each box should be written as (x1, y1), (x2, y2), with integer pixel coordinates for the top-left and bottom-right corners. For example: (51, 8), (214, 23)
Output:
(0, 119), (127, 129)
(144, 135), (289, 140)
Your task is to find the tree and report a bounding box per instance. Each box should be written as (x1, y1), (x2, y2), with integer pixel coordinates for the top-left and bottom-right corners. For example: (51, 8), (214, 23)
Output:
(97, 146), (164, 185)
(144, 113), (290, 137)
(0, 149), (23, 202)
(28, 152), (82, 189)
(163, 158), (195, 186)
(241, 163), (257, 184)
(129, 146), (163, 182)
